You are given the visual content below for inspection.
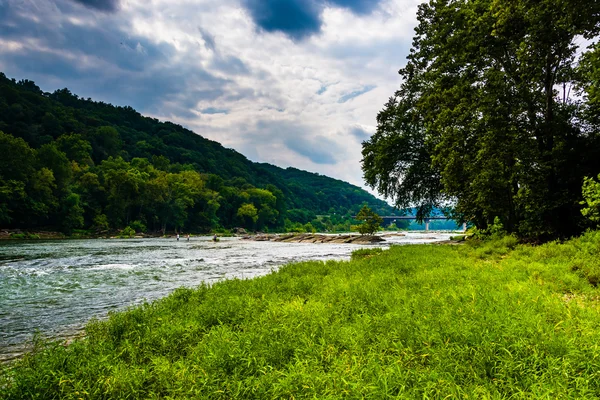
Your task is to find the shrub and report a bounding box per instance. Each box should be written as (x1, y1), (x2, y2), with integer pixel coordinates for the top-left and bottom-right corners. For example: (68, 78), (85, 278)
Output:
(351, 248), (384, 260)
(582, 174), (600, 225)
(120, 226), (135, 238)
(93, 214), (110, 231)
(129, 220), (147, 233)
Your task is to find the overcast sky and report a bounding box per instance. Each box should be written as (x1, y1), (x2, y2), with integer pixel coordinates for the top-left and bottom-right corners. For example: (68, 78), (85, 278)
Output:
(0, 0), (422, 194)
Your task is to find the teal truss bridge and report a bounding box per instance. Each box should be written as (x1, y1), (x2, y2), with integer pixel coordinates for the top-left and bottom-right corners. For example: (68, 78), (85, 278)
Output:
(357, 215), (466, 231)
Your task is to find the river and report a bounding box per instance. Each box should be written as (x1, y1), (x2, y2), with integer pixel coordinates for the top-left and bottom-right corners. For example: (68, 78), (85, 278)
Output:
(0, 232), (453, 361)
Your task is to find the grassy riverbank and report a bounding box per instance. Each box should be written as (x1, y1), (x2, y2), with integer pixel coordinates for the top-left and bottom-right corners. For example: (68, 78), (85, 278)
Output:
(3, 233), (600, 398)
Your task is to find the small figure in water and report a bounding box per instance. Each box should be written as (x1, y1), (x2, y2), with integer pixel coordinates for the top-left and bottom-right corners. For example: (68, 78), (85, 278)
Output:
(187, 234), (190, 241)
(213, 234), (218, 242)
(176, 233), (180, 241)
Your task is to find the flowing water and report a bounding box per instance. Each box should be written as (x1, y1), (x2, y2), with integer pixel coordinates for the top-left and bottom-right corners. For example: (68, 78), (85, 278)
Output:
(0, 232), (453, 361)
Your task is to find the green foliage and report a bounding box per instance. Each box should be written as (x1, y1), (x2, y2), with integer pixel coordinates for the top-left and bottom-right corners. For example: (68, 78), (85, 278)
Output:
(350, 247), (384, 260)
(355, 205), (383, 235)
(0, 73), (394, 234)
(449, 235), (466, 242)
(236, 203), (258, 230)
(581, 174), (600, 225)
(129, 220), (147, 233)
(59, 192), (84, 234)
(92, 214), (110, 231)
(469, 216), (508, 240)
(362, 0), (600, 240)
(6, 232), (600, 397)
(119, 226), (135, 238)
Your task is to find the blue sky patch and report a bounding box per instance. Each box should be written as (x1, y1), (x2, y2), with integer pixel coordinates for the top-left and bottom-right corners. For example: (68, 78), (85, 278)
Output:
(337, 85), (376, 103)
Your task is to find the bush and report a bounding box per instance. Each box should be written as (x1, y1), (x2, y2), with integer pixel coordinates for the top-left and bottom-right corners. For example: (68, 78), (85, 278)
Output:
(93, 214), (110, 231)
(351, 248), (384, 260)
(129, 220), (147, 233)
(582, 174), (600, 225)
(119, 226), (135, 238)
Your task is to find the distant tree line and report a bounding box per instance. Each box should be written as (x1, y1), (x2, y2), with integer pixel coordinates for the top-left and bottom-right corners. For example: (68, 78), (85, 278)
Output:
(362, 0), (600, 240)
(0, 73), (397, 234)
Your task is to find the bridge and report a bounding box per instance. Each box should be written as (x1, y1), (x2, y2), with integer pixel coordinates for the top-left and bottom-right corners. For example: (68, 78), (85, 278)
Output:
(355, 215), (466, 231)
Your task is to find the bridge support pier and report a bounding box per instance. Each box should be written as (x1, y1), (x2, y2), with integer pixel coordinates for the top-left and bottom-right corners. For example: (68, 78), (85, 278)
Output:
(463, 222), (467, 231)
(425, 219), (429, 232)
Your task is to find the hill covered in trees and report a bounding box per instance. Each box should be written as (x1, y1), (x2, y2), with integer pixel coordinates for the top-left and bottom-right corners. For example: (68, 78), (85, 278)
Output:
(0, 72), (395, 234)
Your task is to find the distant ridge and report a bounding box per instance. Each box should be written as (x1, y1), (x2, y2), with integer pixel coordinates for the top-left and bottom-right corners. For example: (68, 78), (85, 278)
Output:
(0, 72), (395, 232)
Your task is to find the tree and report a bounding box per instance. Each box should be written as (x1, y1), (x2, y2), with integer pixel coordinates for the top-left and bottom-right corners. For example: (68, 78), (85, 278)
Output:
(237, 203), (258, 230)
(56, 133), (93, 166)
(60, 192), (84, 234)
(362, 0), (600, 240)
(355, 205), (383, 236)
(0, 131), (36, 224)
(89, 126), (122, 163)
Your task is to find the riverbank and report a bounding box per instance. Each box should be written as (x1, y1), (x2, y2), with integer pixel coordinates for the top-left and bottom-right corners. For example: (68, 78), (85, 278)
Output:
(3, 232), (600, 398)
(245, 233), (387, 244)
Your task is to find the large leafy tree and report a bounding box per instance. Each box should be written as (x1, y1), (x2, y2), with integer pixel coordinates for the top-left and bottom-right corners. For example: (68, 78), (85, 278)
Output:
(362, 0), (600, 239)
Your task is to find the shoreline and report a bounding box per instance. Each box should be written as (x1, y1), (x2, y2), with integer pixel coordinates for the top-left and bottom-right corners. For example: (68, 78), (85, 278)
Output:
(0, 233), (464, 364)
(3, 234), (600, 397)
(1, 229), (467, 241)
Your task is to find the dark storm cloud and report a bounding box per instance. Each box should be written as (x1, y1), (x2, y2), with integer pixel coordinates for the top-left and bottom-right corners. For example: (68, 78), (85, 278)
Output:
(241, 0), (322, 40)
(327, 0), (378, 14)
(70, 0), (120, 12)
(241, 0), (384, 40)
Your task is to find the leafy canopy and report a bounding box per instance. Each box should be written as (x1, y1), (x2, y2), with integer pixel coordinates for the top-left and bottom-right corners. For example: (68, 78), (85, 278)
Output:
(362, 0), (600, 240)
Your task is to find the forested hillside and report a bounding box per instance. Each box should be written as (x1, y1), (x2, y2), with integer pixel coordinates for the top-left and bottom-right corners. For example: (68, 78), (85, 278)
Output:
(0, 73), (394, 234)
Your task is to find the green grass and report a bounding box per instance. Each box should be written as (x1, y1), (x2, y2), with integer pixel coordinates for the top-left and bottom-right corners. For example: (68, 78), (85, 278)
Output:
(3, 232), (600, 398)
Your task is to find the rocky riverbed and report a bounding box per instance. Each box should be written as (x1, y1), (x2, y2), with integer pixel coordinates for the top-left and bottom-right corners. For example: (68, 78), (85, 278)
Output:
(243, 233), (387, 244)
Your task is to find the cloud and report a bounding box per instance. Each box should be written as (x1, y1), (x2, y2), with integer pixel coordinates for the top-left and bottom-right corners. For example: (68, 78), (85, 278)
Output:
(0, 0), (424, 197)
(0, 0), (234, 119)
(327, 0), (380, 14)
(284, 135), (338, 164)
(240, 0), (384, 40)
(70, 0), (120, 12)
(337, 84), (376, 103)
(235, 120), (340, 165)
(201, 107), (229, 115)
(198, 27), (216, 52)
(348, 125), (372, 141)
(212, 55), (249, 76)
(241, 0), (322, 40)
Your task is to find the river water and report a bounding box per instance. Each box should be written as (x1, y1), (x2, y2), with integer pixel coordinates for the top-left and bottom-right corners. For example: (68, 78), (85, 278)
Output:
(0, 232), (453, 361)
